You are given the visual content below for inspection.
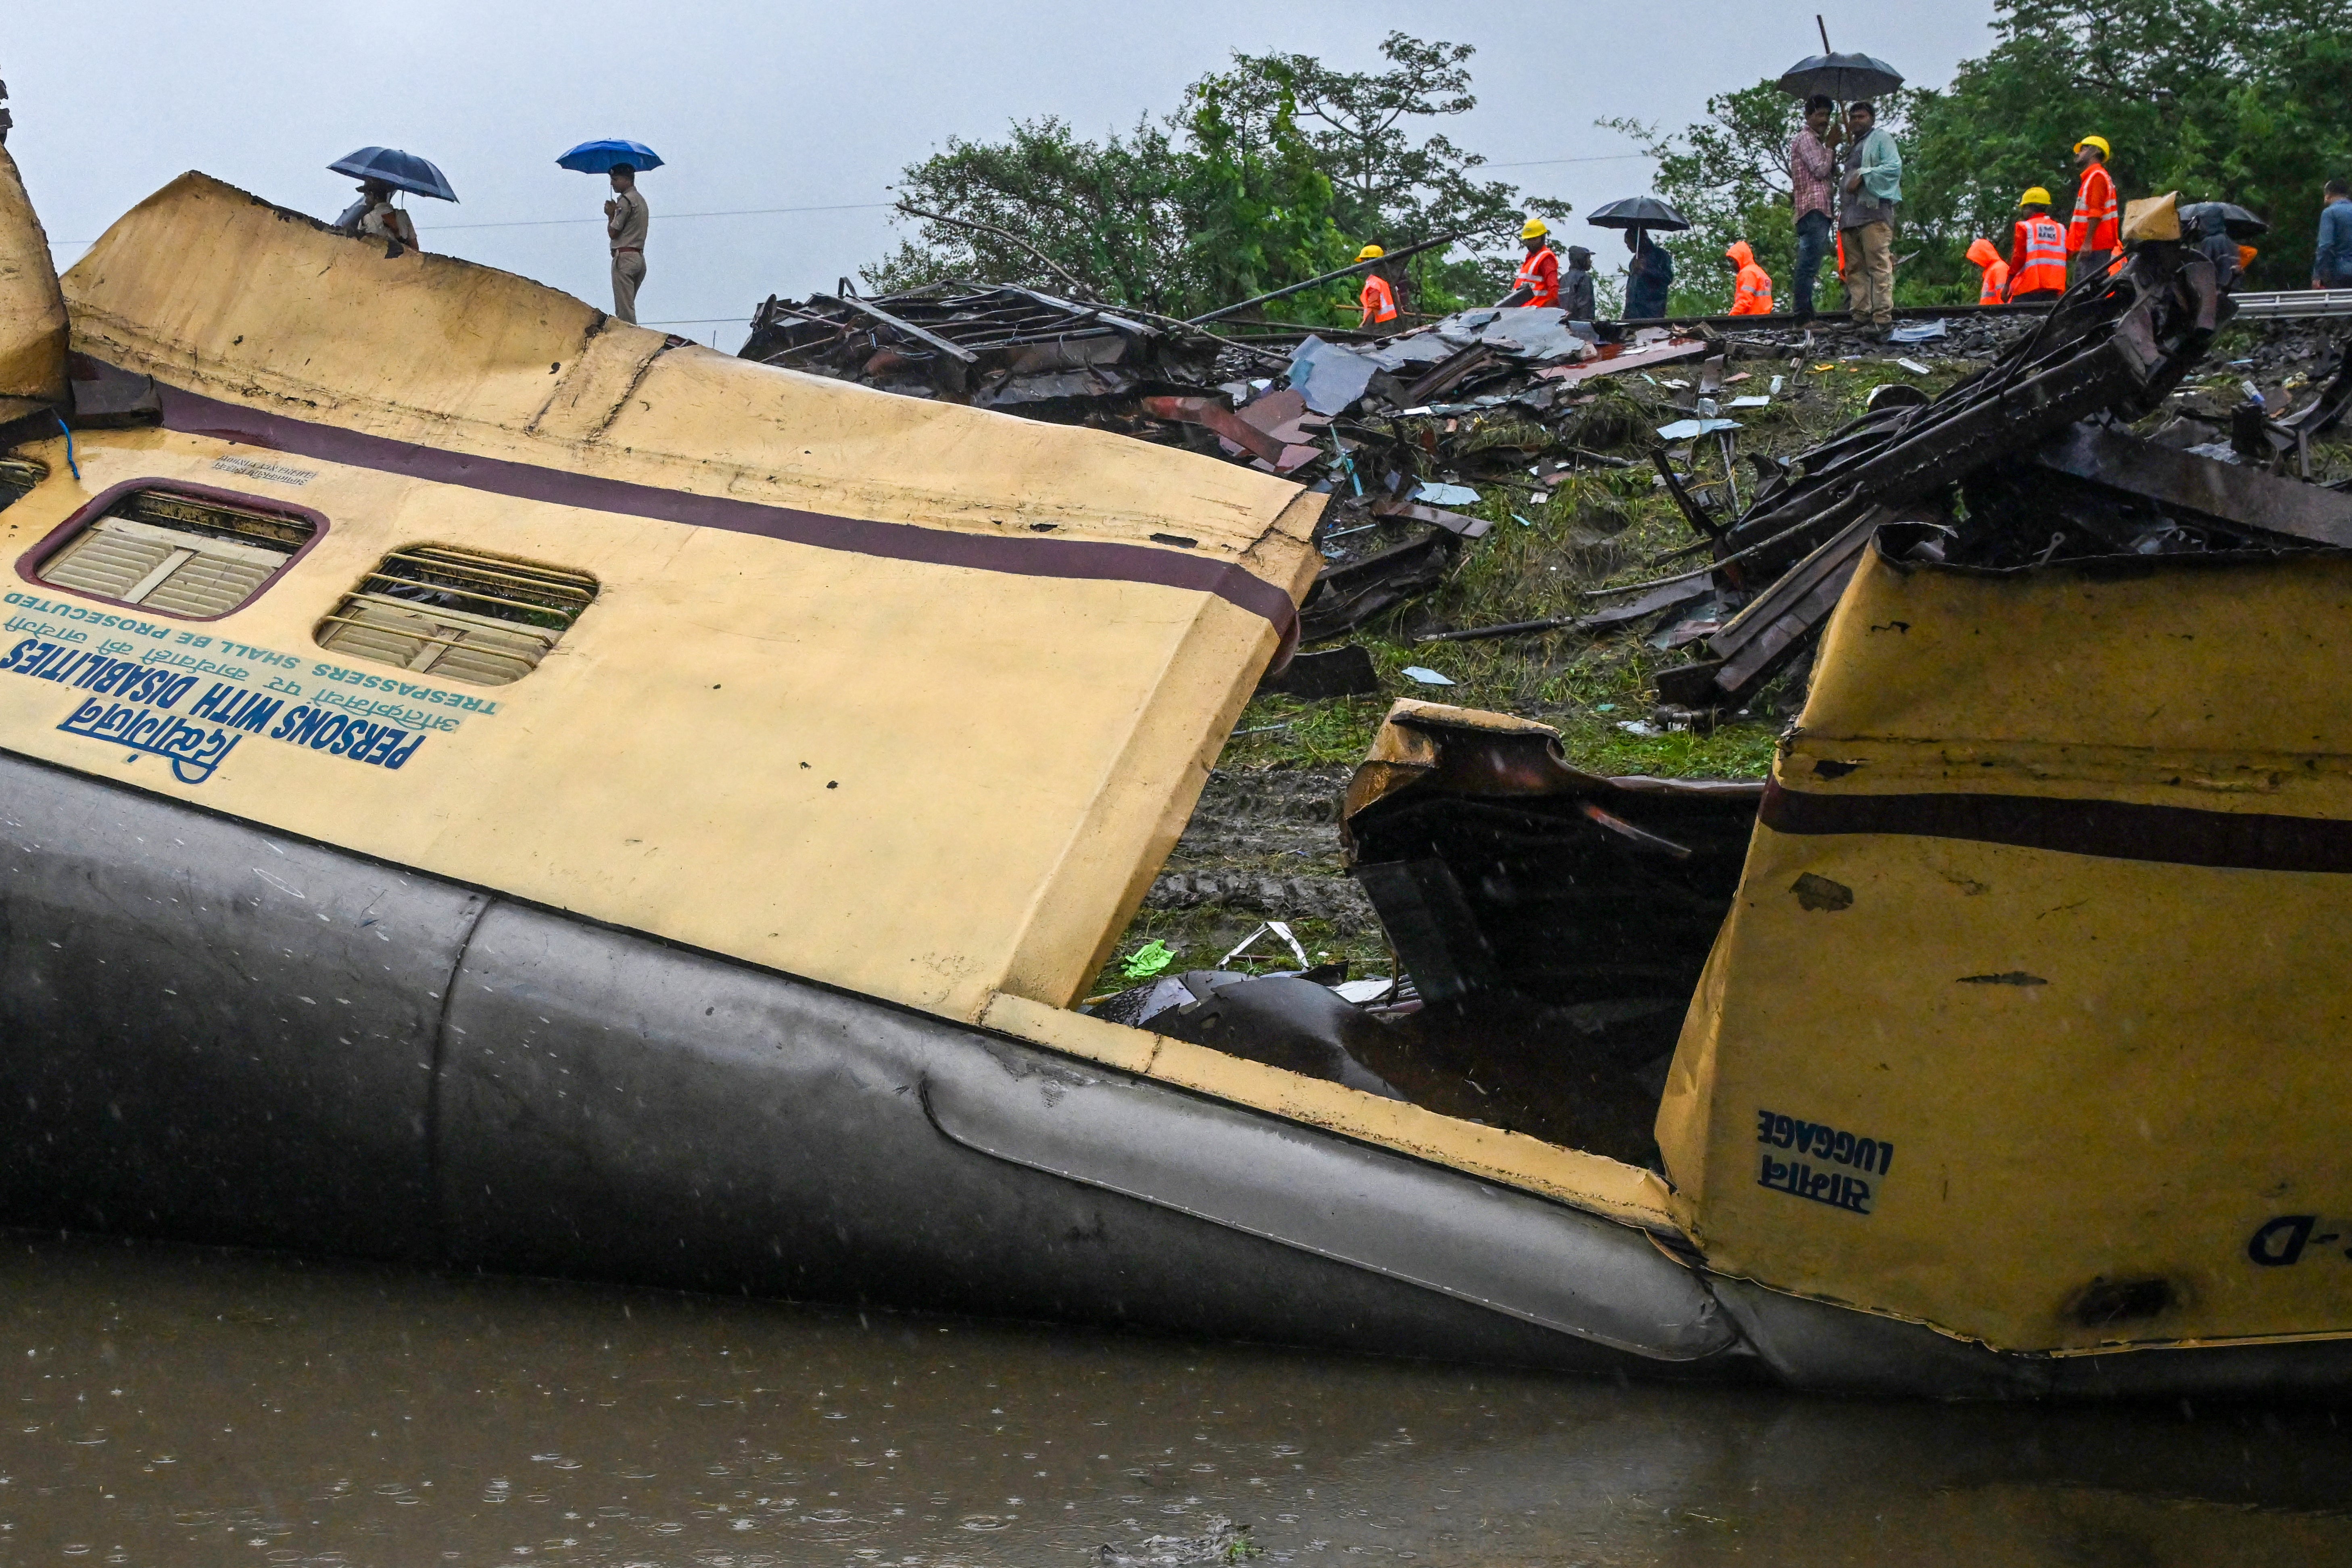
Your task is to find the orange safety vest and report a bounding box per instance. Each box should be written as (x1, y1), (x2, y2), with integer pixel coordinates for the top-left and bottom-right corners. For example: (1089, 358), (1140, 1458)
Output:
(2068, 163), (2118, 254)
(1359, 272), (1398, 325)
(1512, 246), (1559, 309)
(2012, 217), (2068, 293)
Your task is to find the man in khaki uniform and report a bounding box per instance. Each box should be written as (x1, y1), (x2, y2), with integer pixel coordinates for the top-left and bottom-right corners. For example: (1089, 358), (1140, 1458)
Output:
(605, 163), (649, 324)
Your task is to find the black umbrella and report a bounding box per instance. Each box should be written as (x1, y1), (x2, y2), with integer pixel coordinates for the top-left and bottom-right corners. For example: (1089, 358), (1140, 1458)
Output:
(2179, 201), (2269, 240)
(1587, 196), (1691, 232)
(1776, 51), (1903, 101)
(328, 147), (459, 203)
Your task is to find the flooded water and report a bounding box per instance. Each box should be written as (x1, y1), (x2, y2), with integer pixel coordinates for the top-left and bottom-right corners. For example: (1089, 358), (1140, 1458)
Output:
(3, 1232), (2348, 1567)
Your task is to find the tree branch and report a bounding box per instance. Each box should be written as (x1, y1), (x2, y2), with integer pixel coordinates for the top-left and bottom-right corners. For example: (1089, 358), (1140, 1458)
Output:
(895, 202), (1096, 295)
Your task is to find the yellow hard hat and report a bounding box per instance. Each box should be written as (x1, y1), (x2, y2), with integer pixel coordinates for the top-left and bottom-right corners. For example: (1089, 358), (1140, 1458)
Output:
(1521, 218), (1549, 240)
(2020, 186), (2054, 207)
(2075, 135), (2110, 159)
(1355, 244), (1385, 261)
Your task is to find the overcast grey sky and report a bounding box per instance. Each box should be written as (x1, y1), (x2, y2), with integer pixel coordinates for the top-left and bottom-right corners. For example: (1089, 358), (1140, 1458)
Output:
(10, 2), (1996, 350)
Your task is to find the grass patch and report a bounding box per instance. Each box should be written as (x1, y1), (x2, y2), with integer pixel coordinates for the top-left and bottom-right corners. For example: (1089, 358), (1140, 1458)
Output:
(1222, 355), (1973, 780)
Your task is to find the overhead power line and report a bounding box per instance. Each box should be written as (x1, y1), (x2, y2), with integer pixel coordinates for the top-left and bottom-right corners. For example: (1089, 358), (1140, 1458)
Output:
(50, 198), (896, 247)
(424, 200), (895, 232)
(1480, 152), (1655, 170)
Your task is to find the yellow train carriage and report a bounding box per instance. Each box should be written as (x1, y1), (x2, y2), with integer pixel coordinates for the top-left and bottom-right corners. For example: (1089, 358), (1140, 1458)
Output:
(0, 151), (2342, 1397)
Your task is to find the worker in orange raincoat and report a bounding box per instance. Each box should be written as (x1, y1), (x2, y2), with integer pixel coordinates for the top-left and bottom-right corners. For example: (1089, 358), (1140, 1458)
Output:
(1503, 219), (1561, 308)
(1725, 240), (1772, 315)
(1354, 245), (1399, 328)
(2009, 188), (2069, 302)
(1968, 236), (2011, 304)
(2068, 135), (2119, 283)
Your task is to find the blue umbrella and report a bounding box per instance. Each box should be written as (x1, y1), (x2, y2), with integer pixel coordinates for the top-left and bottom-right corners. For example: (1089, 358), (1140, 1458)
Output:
(557, 139), (665, 175)
(327, 147), (459, 202)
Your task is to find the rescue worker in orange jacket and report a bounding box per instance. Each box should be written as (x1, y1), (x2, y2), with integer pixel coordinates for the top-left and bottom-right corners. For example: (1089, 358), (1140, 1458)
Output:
(1725, 240), (1772, 315)
(1354, 245), (1400, 328)
(1967, 236), (2010, 304)
(2009, 189), (2069, 302)
(2067, 136), (2119, 282)
(1502, 218), (1561, 308)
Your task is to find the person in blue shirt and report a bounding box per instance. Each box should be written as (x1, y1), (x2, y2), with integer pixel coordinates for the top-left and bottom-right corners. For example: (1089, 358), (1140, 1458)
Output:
(1624, 226), (1674, 319)
(2314, 180), (2352, 290)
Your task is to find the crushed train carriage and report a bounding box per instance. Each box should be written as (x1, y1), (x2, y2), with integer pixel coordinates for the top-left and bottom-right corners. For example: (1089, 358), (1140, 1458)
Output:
(0, 153), (2347, 1400)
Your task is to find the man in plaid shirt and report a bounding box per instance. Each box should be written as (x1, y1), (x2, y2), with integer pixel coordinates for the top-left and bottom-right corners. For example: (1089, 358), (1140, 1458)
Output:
(1788, 95), (1840, 322)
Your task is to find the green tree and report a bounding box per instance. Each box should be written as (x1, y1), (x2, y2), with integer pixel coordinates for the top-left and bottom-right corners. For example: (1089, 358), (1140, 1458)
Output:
(1220, 33), (1533, 313)
(860, 116), (1201, 311)
(865, 33), (1564, 322)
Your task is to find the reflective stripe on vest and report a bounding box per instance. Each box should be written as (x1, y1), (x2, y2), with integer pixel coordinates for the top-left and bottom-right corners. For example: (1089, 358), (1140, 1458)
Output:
(1513, 249), (1559, 307)
(2017, 219), (2067, 292)
(2070, 165), (2118, 253)
(1361, 274), (1398, 323)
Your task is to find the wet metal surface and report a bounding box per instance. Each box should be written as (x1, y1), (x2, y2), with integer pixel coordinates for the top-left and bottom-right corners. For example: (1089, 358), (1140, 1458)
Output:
(2, 1231), (2347, 1567)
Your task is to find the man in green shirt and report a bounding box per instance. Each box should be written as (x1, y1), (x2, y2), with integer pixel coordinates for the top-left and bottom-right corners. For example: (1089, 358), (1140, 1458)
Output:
(1837, 101), (1903, 332)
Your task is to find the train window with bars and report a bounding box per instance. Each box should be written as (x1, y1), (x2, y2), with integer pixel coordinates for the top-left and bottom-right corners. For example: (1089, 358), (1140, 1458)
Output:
(29, 482), (318, 618)
(313, 545), (597, 687)
(0, 456), (45, 514)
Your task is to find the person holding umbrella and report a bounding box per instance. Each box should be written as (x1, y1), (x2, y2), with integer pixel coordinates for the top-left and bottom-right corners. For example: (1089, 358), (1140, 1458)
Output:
(1837, 100), (1902, 331)
(605, 166), (650, 324)
(1624, 227), (1674, 319)
(1774, 42), (1902, 328)
(1587, 197), (1688, 321)
(327, 147), (458, 259)
(559, 140), (664, 325)
(339, 179), (421, 254)
(1788, 95), (1840, 323)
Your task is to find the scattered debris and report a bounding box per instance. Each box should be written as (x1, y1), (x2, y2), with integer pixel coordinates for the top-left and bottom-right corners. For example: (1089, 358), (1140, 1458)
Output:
(1646, 240), (2352, 710)
(741, 281), (1220, 409)
(1400, 665), (1457, 686)
(1218, 919), (1311, 969)
(741, 259), (2348, 715)
(1121, 939), (1177, 981)
(1298, 532), (1462, 643)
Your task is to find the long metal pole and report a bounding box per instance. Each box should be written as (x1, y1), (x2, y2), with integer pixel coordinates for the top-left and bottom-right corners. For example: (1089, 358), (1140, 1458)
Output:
(1184, 230), (1469, 325)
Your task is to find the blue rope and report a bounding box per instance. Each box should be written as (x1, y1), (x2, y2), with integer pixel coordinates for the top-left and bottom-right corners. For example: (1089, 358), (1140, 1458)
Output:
(52, 413), (78, 481)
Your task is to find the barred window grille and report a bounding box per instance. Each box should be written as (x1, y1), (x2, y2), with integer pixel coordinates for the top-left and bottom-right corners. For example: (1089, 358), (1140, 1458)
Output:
(314, 545), (597, 687)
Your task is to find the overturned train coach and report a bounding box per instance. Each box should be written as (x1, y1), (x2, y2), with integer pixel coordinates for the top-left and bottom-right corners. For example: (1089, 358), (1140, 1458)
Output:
(0, 153), (2345, 1400)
